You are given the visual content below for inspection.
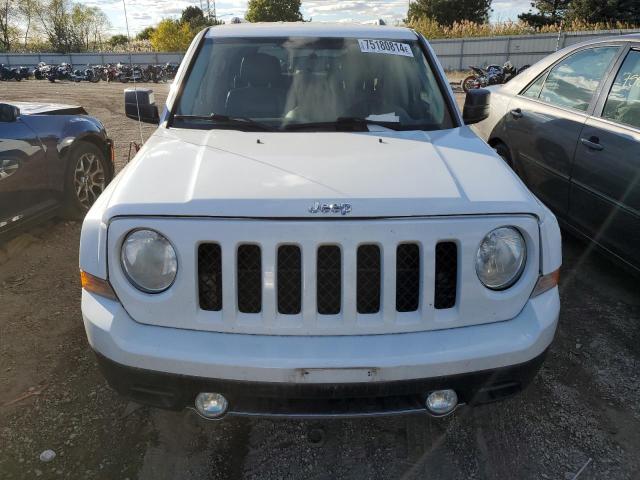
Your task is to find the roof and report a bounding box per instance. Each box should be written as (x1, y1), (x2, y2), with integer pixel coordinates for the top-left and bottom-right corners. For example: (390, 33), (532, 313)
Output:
(206, 22), (417, 40)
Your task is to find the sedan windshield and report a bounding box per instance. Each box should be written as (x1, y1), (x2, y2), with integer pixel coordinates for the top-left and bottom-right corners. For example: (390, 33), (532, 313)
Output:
(173, 36), (454, 131)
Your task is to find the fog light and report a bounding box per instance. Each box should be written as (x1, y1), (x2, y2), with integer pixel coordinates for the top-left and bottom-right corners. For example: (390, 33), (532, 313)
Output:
(426, 389), (458, 416)
(195, 393), (228, 419)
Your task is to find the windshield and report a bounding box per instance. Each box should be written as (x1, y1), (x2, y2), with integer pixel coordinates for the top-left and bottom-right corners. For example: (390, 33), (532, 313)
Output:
(173, 36), (454, 131)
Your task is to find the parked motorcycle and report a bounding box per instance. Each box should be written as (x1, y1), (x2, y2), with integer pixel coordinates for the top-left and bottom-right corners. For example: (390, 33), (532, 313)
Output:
(33, 62), (52, 80)
(72, 65), (101, 83)
(144, 64), (167, 83)
(0, 64), (23, 81)
(117, 63), (149, 83)
(17, 66), (31, 80)
(47, 63), (74, 82)
(461, 61), (530, 93)
(97, 64), (119, 82)
(163, 62), (179, 80)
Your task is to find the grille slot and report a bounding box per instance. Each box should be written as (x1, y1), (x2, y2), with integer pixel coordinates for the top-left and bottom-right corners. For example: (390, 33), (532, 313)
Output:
(396, 244), (420, 312)
(357, 244), (381, 314)
(277, 245), (302, 315)
(317, 246), (341, 315)
(198, 243), (222, 311)
(435, 242), (457, 309)
(237, 245), (262, 313)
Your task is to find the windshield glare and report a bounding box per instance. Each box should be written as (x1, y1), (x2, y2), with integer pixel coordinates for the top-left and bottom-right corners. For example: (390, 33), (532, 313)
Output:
(174, 36), (454, 131)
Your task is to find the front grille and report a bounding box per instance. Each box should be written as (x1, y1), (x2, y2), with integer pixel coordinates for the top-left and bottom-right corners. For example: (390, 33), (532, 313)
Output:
(237, 245), (262, 313)
(317, 246), (341, 315)
(197, 239), (458, 318)
(198, 244), (222, 311)
(357, 245), (381, 314)
(396, 244), (420, 312)
(434, 242), (457, 309)
(277, 245), (302, 315)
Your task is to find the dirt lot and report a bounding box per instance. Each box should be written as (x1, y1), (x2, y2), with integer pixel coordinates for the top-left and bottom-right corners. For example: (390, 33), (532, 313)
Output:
(1, 81), (639, 480)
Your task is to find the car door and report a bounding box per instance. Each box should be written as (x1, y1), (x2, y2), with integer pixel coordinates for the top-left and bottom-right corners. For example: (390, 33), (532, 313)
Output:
(0, 107), (49, 233)
(504, 45), (622, 218)
(569, 45), (640, 270)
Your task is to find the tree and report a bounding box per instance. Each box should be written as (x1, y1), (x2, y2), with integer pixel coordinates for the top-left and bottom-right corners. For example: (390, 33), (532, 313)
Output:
(567, 0), (640, 23)
(108, 33), (128, 48)
(35, 0), (76, 52)
(149, 19), (193, 51)
(136, 26), (155, 41)
(245, 0), (303, 22)
(518, 0), (571, 26)
(407, 0), (492, 26)
(17, 0), (38, 48)
(0, 0), (17, 51)
(181, 5), (207, 28)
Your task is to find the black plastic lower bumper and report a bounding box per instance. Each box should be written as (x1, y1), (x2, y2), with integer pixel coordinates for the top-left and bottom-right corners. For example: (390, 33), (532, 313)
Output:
(95, 351), (547, 418)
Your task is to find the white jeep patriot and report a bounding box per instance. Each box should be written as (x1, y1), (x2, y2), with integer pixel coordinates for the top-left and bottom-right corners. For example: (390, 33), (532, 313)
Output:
(80, 23), (561, 419)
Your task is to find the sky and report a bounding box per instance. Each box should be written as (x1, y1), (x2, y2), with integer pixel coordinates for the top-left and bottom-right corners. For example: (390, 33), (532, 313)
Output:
(80, 0), (533, 35)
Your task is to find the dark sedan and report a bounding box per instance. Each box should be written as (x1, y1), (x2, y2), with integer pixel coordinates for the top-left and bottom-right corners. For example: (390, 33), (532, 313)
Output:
(0, 101), (114, 237)
(475, 34), (640, 274)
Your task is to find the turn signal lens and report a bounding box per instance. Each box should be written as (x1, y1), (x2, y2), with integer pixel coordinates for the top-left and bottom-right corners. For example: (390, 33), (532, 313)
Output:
(531, 269), (560, 298)
(81, 270), (117, 300)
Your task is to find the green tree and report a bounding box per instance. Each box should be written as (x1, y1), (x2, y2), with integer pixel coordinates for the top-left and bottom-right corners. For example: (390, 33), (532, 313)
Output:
(149, 18), (193, 51)
(108, 33), (128, 48)
(181, 5), (207, 28)
(407, 0), (492, 26)
(245, 0), (303, 22)
(568, 0), (640, 23)
(519, 0), (571, 26)
(136, 26), (155, 40)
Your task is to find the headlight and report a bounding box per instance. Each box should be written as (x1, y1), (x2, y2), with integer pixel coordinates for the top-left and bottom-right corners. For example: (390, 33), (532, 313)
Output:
(121, 229), (177, 293)
(476, 227), (526, 290)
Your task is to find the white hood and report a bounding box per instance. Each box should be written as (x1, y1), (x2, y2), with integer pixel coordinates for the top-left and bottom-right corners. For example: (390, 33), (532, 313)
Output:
(103, 126), (542, 219)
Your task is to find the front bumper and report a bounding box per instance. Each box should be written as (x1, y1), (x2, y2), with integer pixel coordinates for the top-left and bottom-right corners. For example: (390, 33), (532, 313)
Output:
(82, 287), (559, 417)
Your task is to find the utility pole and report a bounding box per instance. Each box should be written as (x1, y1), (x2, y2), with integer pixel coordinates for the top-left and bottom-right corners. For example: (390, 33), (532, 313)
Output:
(205, 0), (217, 22)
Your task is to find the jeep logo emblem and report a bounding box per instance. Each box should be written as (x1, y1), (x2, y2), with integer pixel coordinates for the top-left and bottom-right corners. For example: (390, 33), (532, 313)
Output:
(308, 202), (352, 215)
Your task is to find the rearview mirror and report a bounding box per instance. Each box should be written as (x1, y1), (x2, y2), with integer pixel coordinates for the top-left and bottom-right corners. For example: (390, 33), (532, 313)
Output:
(0, 103), (20, 122)
(462, 89), (490, 125)
(124, 88), (159, 124)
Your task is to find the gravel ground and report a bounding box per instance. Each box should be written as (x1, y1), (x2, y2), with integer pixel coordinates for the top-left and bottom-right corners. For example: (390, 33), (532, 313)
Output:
(1, 80), (639, 480)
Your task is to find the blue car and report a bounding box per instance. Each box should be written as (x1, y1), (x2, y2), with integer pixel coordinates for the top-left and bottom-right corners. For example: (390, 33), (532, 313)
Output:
(0, 101), (114, 237)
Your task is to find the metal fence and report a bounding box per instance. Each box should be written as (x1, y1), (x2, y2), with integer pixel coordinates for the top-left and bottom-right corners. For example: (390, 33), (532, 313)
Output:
(2, 28), (639, 70)
(0, 52), (184, 67)
(430, 28), (640, 71)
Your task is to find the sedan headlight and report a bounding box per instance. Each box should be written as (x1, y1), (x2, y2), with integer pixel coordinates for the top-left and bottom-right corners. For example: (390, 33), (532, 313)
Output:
(476, 227), (526, 290)
(121, 229), (177, 293)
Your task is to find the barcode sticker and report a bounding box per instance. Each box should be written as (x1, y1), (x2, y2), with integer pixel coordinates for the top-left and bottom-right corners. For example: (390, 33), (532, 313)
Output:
(358, 39), (414, 57)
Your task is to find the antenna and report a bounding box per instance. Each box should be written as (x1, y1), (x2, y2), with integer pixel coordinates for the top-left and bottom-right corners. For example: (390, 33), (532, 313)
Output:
(122, 0), (144, 146)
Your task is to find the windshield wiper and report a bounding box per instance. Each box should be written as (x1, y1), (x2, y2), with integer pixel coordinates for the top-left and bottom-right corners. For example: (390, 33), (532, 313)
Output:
(283, 117), (406, 131)
(172, 113), (274, 131)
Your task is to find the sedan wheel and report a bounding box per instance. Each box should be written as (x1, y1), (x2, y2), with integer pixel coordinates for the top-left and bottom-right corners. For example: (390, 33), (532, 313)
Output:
(73, 151), (106, 210)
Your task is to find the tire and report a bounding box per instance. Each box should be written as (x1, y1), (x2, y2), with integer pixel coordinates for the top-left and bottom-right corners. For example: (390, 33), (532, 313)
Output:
(493, 142), (513, 168)
(63, 141), (111, 219)
(461, 75), (477, 93)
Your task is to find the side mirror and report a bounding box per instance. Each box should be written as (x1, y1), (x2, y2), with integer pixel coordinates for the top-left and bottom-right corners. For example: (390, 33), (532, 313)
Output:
(0, 103), (20, 122)
(462, 89), (490, 125)
(124, 88), (159, 124)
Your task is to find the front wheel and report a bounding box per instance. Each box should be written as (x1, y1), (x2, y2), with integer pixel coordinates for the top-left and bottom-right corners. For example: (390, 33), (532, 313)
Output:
(63, 142), (111, 219)
(461, 75), (478, 93)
